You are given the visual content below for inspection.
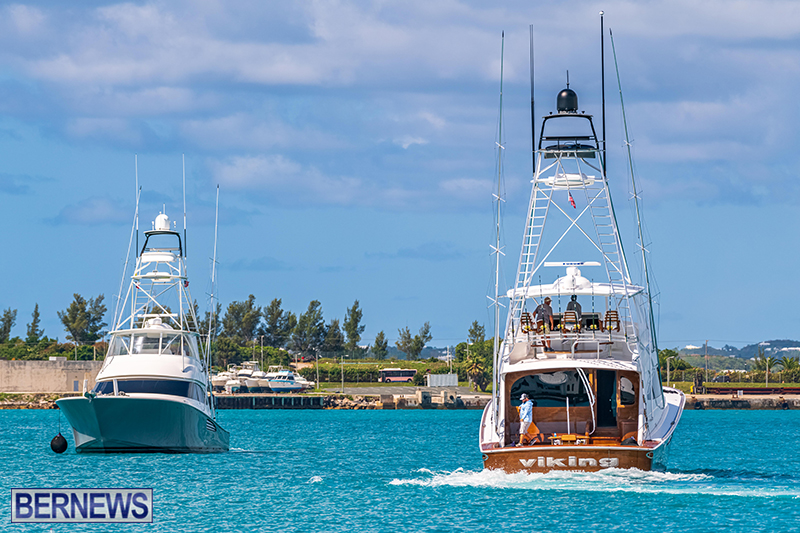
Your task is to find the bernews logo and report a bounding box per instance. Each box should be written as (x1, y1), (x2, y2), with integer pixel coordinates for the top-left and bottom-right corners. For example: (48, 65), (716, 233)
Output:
(11, 488), (153, 523)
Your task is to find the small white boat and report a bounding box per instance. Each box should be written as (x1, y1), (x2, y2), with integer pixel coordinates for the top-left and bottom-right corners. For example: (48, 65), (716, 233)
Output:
(211, 364), (238, 391)
(294, 372), (315, 391)
(266, 369), (303, 393)
(239, 361), (264, 392)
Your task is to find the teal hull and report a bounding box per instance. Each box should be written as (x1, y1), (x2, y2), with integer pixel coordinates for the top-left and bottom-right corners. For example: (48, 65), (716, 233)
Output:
(56, 396), (230, 453)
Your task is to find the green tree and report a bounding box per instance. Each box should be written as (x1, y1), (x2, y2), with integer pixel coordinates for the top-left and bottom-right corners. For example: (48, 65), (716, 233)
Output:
(215, 336), (244, 368)
(658, 348), (691, 370)
(779, 355), (800, 371)
(465, 351), (489, 392)
(322, 318), (345, 354)
(372, 331), (388, 360)
(201, 302), (222, 338)
(292, 300), (325, 354)
(753, 350), (778, 372)
(343, 300), (365, 352)
(57, 294), (107, 343)
(0, 307), (17, 343)
(262, 298), (296, 348)
(468, 321), (485, 344)
(222, 295), (262, 344)
(26, 304), (43, 344)
(396, 322), (432, 360)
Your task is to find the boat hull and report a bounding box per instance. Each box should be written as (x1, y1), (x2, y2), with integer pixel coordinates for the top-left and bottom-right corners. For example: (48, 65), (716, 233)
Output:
(56, 396), (230, 453)
(482, 443), (661, 472)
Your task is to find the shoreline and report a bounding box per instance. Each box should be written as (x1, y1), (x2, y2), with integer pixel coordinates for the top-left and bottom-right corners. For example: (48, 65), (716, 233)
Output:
(2, 391), (799, 410)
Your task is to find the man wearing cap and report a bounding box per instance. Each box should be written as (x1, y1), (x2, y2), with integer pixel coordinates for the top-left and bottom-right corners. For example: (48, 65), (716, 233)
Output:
(533, 297), (554, 352)
(517, 393), (534, 446)
(566, 294), (582, 320)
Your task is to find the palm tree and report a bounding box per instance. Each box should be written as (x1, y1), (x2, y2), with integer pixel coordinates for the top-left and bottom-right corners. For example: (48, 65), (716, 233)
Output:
(465, 353), (488, 392)
(753, 351), (779, 386)
(779, 355), (800, 371)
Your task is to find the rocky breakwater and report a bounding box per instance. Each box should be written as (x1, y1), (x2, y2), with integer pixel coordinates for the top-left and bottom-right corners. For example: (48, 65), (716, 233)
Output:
(0, 393), (71, 409)
(326, 395), (382, 409)
(687, 394), (800, 410)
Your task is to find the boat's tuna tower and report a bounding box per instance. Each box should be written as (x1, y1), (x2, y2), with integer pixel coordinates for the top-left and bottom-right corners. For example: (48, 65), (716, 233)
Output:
(494, 85), (665, 439)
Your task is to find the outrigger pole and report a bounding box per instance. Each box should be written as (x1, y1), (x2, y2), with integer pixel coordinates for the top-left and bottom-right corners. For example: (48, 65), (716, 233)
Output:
(601, 12), (607, 176)
(182, 154), (187, 259)
(491, 32), (505, 430)
(529, 24), (536, 173)
(114, 181), (141, 330)
(609, 29), (664, 401)
(207, 185), (220, 403)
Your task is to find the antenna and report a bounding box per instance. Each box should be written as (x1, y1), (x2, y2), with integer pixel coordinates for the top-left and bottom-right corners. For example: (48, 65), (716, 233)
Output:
(182, 154), (187, 258)
(135, 155), (139, 253)
(529, 24), (536, 174)
(114, 185), (141, 330)
(601, 11), (607, 176)
(566, 70), (570, 87)
(491, 31), (505, 437)
(206, 185), (220, 388)
(610, 28), (664, 405)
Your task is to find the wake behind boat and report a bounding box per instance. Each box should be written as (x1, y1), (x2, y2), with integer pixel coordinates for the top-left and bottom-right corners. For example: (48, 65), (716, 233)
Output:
(478, 24), (684, 472)
(57, 201), (229, 453)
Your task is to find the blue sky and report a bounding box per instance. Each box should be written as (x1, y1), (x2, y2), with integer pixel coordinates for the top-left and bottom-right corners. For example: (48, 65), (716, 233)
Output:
(0, 0), (798, 350)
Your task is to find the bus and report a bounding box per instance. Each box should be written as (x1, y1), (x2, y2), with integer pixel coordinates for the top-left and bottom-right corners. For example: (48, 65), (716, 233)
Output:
(379, 368), (417, 383)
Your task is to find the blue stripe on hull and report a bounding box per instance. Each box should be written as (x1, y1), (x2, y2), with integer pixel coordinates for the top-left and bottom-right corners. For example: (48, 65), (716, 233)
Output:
(56, 396), (230, 453)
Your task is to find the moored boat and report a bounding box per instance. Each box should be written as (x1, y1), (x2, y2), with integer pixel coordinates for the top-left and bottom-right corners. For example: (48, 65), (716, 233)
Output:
(479, 25), (684, 472)
(57, 205), (229, 453)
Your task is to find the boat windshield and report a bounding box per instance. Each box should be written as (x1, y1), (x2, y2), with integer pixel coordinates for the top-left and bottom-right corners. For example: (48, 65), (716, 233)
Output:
(510, 370), (590, 407)
(92, 379), (205, 402)
(109, 333), (198, 358)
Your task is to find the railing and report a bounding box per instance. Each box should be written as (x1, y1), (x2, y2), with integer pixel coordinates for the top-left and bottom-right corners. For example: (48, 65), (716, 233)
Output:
(507, 327), (636, 362)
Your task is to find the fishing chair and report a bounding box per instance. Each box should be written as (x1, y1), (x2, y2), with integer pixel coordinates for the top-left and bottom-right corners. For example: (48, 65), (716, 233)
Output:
(520, 312), (534, 333)
(562, 310), (580, 332)
(604, 310), (620, 332)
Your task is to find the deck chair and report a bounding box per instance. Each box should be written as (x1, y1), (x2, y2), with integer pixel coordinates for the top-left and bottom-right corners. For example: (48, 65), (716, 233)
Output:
(562, 310), (580, 332)
(520, 312), (534, 333)
(604, 310), (620, 332)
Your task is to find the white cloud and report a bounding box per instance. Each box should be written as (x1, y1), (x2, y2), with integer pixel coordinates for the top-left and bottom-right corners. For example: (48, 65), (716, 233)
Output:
(394, 135), (428, 149)
(181, 114), (345, 151)
(209, 154), (363, 205)
(51, 196), (131, 225)
(439, 178), (493, 200)
(6, 4), (45, 34)
(66, 118), (141, 143)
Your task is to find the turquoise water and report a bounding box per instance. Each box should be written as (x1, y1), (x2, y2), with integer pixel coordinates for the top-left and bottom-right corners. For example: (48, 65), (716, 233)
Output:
(2, 409), (799, 532)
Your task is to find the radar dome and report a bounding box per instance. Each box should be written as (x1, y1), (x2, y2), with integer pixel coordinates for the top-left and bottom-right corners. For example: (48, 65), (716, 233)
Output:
(557, 88), (578, 113)
(154, 213), (170, 231)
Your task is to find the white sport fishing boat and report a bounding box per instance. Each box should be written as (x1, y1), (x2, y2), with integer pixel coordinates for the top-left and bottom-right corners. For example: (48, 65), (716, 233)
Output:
(479, 25), (684, 472)
(57, 203), (229, 453)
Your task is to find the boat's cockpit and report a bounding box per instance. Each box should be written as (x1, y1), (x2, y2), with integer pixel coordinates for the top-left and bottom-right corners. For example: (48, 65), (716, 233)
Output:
(107, 331), (200, 359)
(504, 367), (640, 447)
(92, 378), (207, 403)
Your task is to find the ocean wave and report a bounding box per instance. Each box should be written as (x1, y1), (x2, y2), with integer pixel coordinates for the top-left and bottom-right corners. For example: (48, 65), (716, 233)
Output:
(308, 476), (323, 483)
(390, 468), (800, 498)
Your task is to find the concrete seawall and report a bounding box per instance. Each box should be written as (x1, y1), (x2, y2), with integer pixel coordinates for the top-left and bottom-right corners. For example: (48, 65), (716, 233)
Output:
(0, 360), (103, 393)
(687, 395), (799, 410)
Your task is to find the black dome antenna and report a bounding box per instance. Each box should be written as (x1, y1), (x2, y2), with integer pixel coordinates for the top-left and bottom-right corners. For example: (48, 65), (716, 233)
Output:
(557, 71), (578, 114)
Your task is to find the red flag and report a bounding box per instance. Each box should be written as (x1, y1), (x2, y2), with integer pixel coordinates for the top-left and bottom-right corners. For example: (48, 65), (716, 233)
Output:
(569, 192), (576, 209)
(184, 281), (189, 288)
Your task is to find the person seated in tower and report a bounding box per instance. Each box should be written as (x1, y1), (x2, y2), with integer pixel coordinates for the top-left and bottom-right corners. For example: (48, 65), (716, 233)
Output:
(566, 295), (582, 320)
(533, 297), (554, 352)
